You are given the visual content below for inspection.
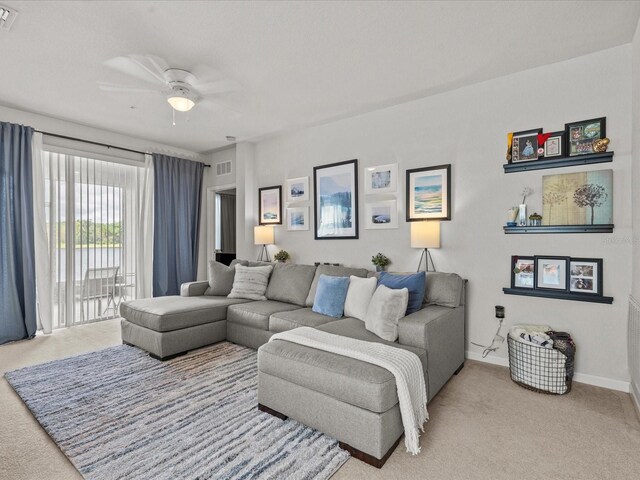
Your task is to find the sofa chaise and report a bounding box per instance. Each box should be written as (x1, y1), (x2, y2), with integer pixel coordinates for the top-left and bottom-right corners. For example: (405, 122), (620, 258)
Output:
(120, 262), (466, 467)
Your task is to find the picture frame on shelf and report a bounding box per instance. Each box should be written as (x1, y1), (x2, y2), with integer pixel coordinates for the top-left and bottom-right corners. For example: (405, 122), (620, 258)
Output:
(365, 199), (398, 229)
(286, 206), (310, 231)
(543, 131), (565, 158)
(511, 128), (543, 163)
(406, 164), (451, 221)
(313, 159), (359, 240)
(565, 117), (606, 156)
(258, 185), (282, 225)
(534, 256), (569, 291)
(285, 176), (310, 203)
(511, 256), (535, 289)
(569, 258), (603, 295)
(364, 163), (398, 195)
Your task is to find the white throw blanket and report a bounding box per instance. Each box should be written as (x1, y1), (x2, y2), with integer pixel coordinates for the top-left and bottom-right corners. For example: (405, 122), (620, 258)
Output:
(269, 327), (428, 454)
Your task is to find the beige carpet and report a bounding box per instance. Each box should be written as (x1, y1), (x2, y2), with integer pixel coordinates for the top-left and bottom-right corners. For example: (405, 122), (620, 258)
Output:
(1, 320), (639, 480)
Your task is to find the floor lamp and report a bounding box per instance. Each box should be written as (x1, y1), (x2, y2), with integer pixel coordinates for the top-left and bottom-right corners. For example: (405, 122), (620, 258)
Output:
(254, 226), (274, 262)
(411, 221), (441, 272)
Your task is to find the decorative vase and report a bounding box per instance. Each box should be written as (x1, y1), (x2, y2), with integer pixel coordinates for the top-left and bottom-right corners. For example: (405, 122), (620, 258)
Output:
(518, 204), (527, 226)
(376, 266), (386, 272)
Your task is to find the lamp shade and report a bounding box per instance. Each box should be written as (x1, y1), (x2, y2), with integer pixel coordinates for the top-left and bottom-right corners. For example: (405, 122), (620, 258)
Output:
(411, 221), (440, 249)
(254, 226), (274, 245)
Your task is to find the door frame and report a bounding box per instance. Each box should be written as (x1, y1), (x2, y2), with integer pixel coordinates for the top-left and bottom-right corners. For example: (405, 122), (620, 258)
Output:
(206, 183), (236, 264)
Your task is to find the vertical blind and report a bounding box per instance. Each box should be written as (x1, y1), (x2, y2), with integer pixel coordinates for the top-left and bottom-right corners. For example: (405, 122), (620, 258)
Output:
(43, 151), (143, 328)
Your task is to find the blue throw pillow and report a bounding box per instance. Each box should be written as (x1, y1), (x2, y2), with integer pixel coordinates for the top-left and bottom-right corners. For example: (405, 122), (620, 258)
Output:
(312, 275), (350, 318)
(378, 271), (426, 315)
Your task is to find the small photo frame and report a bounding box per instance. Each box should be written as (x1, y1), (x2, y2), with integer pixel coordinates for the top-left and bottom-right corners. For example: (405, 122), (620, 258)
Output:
(511, 128), (542, 163)
(364, 163), (398, 195)
(511, 256), (535, 289)
(365, 199), (398, 229)
(285, 176), (309, 203)
(543, 131), (565, 158)
(286, 206), (309, 231)
(569, 258), (603, 295)
(259, 185), (282, 225)
(565, 117), (606, 156)
(534, 256), (569, 291)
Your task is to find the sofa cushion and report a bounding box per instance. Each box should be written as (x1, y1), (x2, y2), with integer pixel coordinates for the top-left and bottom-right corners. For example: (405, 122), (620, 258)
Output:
(269, 308), (339, 333)
(378, 271), (426, 315)
(312, 275), (350, 318)
(425, 272), (464, 308)
(364, 285), (409, 341)
(265, 263), (317, 306)
(344, 275), (377, 320)
(305, 265), (369, 306)
(260, 324), (426, 413)
(227, 300), (303, 330)
(205, 259), (247, 296)
(228, 265), (273, 301)
(120, 296), (251, 333)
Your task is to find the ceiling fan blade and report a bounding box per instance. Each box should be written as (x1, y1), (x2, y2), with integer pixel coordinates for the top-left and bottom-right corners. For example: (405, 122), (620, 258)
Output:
(98, 81), (160, 94)
(199, 98), (243, 117)
(196, 79), (242, 96)
(104, 54), (168, 86)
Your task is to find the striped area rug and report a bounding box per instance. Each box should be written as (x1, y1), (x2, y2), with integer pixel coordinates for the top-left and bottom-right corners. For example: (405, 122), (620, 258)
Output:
(5, 342), (350, 480)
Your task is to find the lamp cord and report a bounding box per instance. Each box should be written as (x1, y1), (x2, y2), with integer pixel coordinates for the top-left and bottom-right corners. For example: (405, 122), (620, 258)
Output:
(470, 317), (505, 358)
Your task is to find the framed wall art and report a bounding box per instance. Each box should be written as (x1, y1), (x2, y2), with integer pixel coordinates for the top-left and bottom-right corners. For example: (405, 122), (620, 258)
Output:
(365, 199), (398, 229)
(511, 128), (542, 163)
(364, 163), (398, 195)
(565, 117), (606, 156)
(286, 206), (310, 231)
(569, 258), (603, 295)
(258, 185), (282, 225)
(543, 131), (565, 158)
(313, 159), (359, 239)
(511, 256), (535, 289)
(285, 176), (309, 203)
(406, 164), (451, 221)
(542, 169), (612, 226)
(534, 256), (569, 291)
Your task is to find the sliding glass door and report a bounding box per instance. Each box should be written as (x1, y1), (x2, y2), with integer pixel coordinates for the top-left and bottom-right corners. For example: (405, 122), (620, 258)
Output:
(43, 152), (143, 328)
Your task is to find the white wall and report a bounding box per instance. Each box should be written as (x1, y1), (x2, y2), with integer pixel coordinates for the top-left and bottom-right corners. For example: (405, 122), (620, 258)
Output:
(244, 45), (633, 386)
(633, 22), (640, 301)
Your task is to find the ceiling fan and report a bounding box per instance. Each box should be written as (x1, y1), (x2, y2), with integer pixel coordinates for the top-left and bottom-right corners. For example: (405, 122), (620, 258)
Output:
(99, 54), (241, 114)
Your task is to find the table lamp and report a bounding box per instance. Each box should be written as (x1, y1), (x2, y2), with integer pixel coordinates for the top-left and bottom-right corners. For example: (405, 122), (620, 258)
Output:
(254, 226), (274, 262)
(410, 221), (440, 272)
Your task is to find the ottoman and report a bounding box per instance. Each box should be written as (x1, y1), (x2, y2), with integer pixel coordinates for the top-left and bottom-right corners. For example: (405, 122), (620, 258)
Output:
(120, 296), (250, 360)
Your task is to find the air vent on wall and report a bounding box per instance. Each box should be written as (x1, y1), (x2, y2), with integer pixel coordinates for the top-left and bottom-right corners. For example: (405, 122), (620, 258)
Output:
(0, 5), (18, 31)
(216, 161), (232, 177)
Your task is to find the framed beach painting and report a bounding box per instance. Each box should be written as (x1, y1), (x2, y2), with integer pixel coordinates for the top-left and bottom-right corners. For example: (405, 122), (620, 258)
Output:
(364, 163), (398, 195)
(365, 199), (398, 229)
(406, 164), (451, 221)
(313, 159), (359, 239)
(285, 176), (309, 203)
(286, 207), (309, 231)
(258, 185), (282, 225)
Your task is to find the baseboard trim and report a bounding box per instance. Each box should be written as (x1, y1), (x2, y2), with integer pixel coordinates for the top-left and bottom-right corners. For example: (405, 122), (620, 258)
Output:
(630, 382), (640, 417)
(465, 350), (630, 393)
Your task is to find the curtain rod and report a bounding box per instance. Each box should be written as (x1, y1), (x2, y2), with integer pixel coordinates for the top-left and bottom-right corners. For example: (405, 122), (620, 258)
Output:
(34, 130), (209, 167)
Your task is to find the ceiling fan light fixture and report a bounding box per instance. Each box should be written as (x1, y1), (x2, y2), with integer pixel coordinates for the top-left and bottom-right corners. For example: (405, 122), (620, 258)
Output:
(167, 84), (196, 112)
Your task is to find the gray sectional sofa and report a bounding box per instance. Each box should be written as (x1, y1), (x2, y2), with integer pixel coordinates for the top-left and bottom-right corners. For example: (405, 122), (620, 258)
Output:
(120, 262), (466, 468)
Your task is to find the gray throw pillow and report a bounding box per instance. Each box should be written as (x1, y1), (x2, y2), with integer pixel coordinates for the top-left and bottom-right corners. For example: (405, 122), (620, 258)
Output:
(266, 263), (317, 306)
(205, 259), (247, 296)
(364, 285), (409, 342)
(228, 265), (274, 301)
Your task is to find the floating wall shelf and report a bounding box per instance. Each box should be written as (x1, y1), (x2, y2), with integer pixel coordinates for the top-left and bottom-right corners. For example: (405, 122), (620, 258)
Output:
(503, 151), (613, 173)
(503, 287), (613, 304)
(503, 224), (614, 234)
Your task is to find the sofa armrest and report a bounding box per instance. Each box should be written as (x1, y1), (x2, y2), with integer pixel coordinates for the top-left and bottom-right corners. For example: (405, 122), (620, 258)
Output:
(180, 281), (209, 297)
(398, 305), (465, 401)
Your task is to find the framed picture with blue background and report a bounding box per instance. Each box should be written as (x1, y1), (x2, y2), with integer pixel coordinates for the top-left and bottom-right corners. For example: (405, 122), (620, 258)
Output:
(313, 159), (359, 239)
(406, 164), (451, 221)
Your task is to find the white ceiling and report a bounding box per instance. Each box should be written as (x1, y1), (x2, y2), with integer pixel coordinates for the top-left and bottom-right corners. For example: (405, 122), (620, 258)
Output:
(1, 1), (639, 153)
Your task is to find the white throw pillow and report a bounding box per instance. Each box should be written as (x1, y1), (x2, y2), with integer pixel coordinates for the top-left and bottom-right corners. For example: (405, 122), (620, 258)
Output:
(228, 264), (273, 301)
(344, 275), (378, 320)
(364, 285), (409, 341)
